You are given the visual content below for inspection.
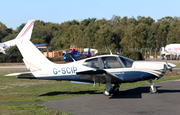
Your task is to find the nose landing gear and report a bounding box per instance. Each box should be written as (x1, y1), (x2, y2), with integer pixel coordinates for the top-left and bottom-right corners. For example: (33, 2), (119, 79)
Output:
(149, 80), (157, 94)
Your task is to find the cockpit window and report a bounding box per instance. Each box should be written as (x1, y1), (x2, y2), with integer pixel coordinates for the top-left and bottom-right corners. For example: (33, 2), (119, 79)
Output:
(83, 58), (99, 69)
(119, 56), (134, 68)
(101, 57), (123, 69)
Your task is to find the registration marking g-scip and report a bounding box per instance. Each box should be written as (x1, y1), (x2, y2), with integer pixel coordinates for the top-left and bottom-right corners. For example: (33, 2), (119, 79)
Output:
(53, 67), (77, 75)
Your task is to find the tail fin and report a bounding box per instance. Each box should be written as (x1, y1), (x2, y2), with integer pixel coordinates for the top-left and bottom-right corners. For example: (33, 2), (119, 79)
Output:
(5, 20), (35, 46)
(86, 47), (91, 57)
(17, 40), (55, 72)
(15, 20), (35, 40)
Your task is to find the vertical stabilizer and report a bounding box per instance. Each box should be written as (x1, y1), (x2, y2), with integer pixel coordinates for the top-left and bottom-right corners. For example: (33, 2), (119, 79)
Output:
(15, 20), (35, 40)
(17, 40), (55, 71)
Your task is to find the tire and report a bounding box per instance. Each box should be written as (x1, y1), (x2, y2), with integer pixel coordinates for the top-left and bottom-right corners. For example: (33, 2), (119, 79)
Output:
(150, 86), (157, 93)
(112, 86), (119, 93)
(103, 90), (111, 96)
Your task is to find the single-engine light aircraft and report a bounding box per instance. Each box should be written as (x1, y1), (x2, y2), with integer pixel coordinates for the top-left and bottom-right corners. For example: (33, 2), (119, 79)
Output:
(63, 47), (91, 62)
(0, 20), (34, 54)
(5, 21), (176, 96)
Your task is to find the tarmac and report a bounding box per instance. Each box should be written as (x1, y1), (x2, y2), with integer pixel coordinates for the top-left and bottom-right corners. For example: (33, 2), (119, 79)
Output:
(41, 81), (180, 115)
(0, 65), (28, 71)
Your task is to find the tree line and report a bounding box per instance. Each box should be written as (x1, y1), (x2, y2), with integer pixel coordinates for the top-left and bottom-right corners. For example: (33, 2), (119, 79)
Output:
(1, 15), (180, 52)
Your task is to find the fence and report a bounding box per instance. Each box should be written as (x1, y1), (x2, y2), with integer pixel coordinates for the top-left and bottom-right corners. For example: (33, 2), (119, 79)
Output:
(98, 48), (163, 60)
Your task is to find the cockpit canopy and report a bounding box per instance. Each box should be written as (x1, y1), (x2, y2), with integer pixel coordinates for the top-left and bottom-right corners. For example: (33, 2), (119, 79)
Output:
(83, 55), (134, 69)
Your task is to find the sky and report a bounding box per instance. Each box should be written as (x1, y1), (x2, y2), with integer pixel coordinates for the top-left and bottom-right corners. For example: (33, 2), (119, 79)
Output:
(0, 0), (180, 30)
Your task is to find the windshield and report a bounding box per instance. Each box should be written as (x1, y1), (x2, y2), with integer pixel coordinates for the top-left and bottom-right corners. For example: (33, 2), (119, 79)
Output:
(119, 56), (134, 68)
(83, 58), (99, 69)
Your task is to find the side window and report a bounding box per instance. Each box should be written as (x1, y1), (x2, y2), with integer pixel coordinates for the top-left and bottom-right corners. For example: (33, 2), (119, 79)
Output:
(119, 57), (133, 68)
(101, 57), (123, 69)
(83, 58), (99, 69)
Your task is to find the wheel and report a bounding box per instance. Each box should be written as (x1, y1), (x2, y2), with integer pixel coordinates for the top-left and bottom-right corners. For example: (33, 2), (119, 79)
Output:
(103, 90), (111, 96)
(112, 86), (119, 93)
(150, 86), (157, 93)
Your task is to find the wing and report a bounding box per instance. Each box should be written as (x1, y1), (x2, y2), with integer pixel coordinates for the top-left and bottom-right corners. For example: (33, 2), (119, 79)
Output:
(76, 69), (124, 84)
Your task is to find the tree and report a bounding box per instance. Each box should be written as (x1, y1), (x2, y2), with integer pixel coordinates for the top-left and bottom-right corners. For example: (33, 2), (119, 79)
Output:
(120, 24), (135, 48)
(94, 24), (115, 49)
(167, 21), (180, 44)
(0, 22), (13, 42)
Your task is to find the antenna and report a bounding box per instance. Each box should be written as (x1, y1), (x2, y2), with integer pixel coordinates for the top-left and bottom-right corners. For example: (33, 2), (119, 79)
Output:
(108, 48), (113, 55)
(165, 55), (172, 72)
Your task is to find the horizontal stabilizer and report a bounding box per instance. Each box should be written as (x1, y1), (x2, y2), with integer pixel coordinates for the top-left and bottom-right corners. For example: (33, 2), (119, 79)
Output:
(5, 72), (36, 79)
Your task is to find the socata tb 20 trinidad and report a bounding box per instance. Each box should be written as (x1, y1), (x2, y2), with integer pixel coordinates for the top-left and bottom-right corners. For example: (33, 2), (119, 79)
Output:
(6, 20), (176, 96)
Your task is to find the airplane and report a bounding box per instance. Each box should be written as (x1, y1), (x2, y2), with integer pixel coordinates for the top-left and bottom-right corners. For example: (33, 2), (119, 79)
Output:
(5, 22), (176, 96)
(0, 20), (34, 54)
(63, 47), (91, 62)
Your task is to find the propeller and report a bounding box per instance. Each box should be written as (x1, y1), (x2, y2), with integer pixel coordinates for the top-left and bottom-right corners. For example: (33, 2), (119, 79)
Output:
(165, 55), (173, 72)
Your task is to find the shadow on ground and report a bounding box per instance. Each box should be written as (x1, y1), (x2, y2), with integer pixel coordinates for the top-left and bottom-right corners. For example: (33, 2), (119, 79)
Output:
(39, 90), (101, 96)
(39, 85), (180, 99)
(110, 86), (180, 99)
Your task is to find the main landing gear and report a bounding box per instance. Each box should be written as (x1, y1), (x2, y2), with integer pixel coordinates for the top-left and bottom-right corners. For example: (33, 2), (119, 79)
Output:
(149, 80), (157, 94)
(103, 79), (158, 96)
(103, 83), (120, 96)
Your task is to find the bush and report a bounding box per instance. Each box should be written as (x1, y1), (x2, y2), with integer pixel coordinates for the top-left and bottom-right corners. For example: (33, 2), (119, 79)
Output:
(0, 46), (23, 63)
(120, 51), (143, 60)
(0, 54), (8, 62)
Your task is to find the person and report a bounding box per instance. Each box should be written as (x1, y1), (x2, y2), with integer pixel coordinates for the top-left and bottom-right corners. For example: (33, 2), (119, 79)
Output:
(103, 60), (111, 69)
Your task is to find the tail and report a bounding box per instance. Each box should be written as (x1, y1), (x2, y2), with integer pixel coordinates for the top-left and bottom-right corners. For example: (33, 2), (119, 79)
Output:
(15, 20), (35, 40)
(86, 47), (91, 57)
(17, 40), (56, 71)
(4, 20), (35, 46)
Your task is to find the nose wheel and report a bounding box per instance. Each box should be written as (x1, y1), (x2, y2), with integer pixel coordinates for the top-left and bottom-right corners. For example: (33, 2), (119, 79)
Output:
(149, 80), (157, 94)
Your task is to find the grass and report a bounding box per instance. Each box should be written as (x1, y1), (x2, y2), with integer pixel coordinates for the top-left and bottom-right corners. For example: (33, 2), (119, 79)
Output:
(0, 72), (104, 102)
(0, 104), (72, 115)
(1, 70), (180, 114)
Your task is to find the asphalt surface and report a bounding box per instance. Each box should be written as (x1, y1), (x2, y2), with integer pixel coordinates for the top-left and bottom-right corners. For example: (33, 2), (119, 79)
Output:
(42, 81), (180, 115)
(1, 66), (180, 115)
(0, 65), (29, 71)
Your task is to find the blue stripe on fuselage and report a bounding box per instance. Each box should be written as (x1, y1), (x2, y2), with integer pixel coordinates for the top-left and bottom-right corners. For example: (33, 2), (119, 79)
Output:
(112, 71), (157, 83)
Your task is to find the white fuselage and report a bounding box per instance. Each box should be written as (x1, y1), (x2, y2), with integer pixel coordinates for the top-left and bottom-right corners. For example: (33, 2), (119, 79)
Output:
(29, 55), (173, 83)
